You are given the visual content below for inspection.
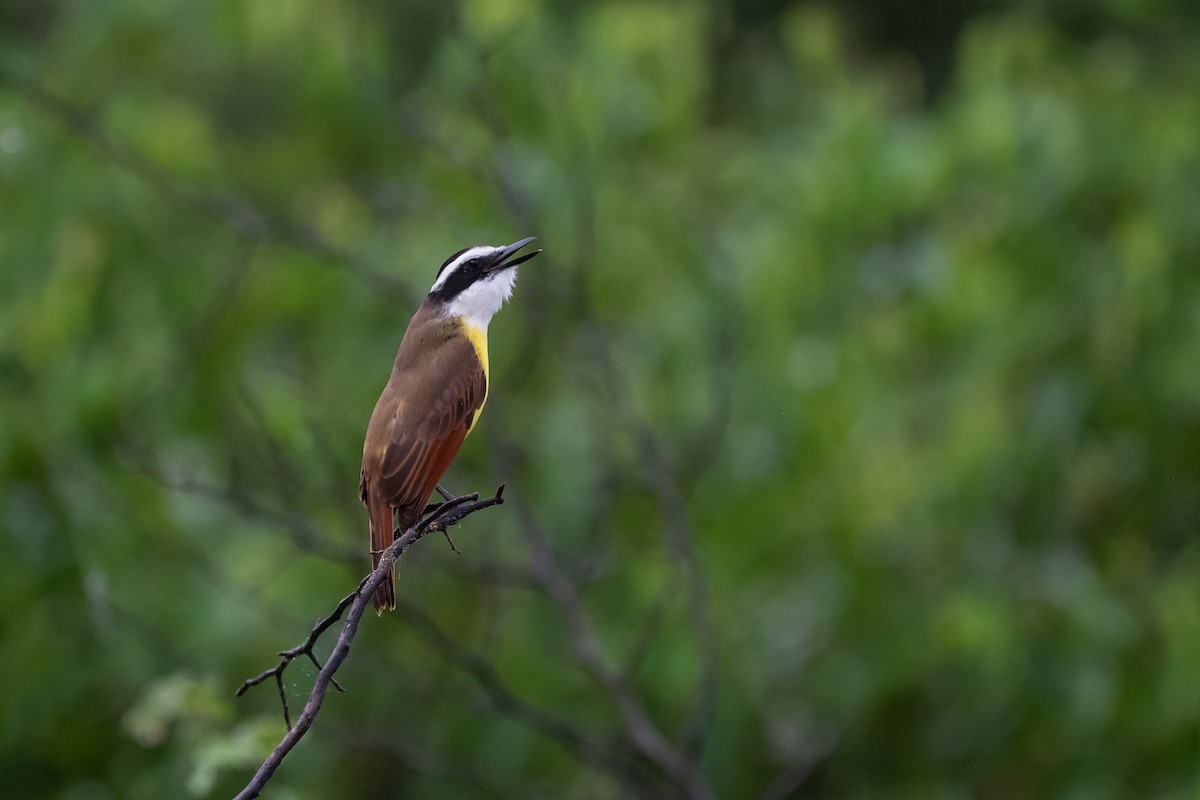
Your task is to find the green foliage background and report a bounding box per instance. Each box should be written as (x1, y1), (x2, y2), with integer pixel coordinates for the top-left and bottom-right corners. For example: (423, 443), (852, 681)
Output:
(2, 0), (1199, 797)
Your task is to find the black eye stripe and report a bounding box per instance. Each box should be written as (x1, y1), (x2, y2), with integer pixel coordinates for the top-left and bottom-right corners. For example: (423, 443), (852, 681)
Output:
(436, 247), (471, 278)
(429, 264), (483, 302)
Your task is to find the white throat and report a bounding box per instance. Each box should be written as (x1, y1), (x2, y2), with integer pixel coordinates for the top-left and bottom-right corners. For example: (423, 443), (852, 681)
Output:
(443, 268), (518, 331)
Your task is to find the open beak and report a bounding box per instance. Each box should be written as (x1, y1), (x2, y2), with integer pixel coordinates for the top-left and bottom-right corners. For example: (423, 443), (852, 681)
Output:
(488, 236), (541, 272)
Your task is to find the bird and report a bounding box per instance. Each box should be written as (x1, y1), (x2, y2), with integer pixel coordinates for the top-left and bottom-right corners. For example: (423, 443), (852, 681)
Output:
(360, 236), (541, 613)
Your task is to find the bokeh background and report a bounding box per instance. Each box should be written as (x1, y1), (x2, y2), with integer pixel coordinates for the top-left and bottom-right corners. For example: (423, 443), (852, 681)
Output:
(2, 0), (1200, 798)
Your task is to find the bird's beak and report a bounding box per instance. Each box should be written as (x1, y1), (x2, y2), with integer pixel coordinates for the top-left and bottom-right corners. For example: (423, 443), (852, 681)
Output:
(488, 236), (541, 272)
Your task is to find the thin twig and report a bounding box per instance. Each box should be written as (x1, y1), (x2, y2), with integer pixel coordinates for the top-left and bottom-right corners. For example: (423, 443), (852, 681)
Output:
(232, 486), (505, 800)
(235, 587), (358, 729)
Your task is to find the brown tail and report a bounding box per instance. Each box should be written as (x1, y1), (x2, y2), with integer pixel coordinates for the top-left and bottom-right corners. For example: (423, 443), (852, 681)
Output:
(368, 495), (425, 614)
(368, 493), (397, 613)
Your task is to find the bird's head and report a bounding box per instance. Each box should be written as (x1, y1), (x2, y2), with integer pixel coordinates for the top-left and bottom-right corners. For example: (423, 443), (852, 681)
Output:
(426, 237), (541, 329)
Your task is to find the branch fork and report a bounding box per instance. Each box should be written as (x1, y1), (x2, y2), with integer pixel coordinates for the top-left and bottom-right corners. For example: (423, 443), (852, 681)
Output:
(231, 484), (505, 800)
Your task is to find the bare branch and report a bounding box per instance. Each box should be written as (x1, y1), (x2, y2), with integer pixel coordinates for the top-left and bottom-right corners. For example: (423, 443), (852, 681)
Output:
(235, 588), (357, 729)
(231, 486), (505, 800)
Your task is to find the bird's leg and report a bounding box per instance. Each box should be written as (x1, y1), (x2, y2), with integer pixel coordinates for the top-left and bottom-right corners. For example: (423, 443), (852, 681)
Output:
(423, 483), (457, 515)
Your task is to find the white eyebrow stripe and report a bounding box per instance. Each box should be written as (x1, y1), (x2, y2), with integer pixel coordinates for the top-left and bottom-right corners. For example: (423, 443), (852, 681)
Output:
(430, 246), (494, 292)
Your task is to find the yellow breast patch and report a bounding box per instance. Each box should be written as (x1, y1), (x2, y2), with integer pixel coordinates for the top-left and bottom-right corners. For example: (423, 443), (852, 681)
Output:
(460, 322), (489, 383)
(460, 321), (489, 433)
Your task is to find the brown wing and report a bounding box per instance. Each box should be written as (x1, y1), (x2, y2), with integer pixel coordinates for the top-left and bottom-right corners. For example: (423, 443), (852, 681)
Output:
(362, 331), (487, 612)
(376, 341), (487, 517)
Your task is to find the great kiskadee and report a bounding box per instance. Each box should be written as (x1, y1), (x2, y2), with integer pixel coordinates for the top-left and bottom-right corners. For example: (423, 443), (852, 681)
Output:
(360, 237), (541, 613)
